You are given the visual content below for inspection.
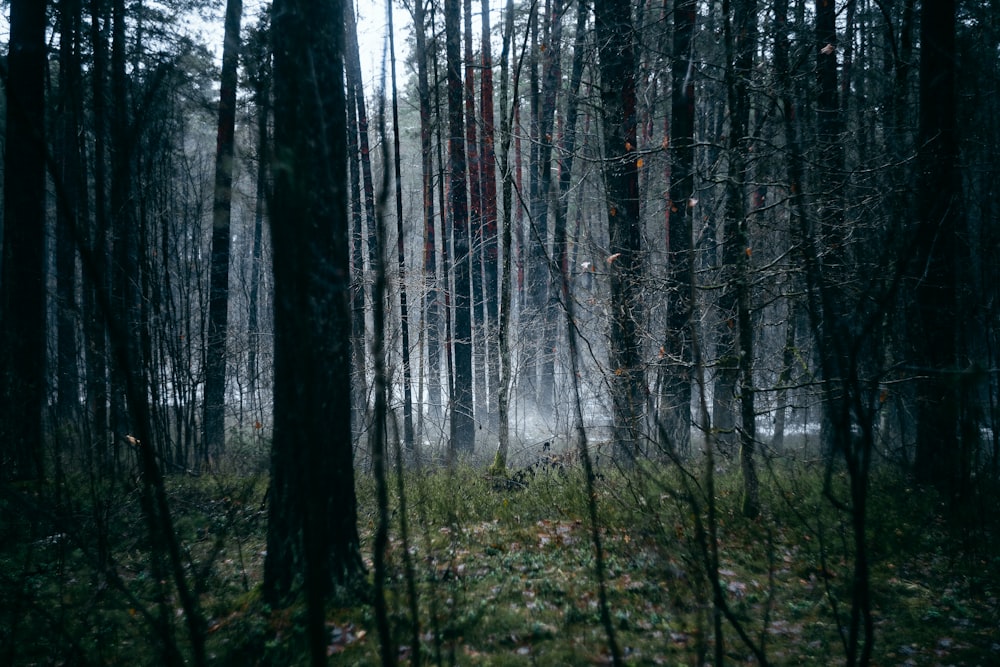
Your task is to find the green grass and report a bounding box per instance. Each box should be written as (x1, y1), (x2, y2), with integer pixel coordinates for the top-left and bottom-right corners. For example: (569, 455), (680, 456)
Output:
(1, 457), (997, 665)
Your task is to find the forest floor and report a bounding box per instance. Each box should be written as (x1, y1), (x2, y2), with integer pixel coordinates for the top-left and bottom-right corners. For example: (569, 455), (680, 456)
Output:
(1, 447), (998, 665)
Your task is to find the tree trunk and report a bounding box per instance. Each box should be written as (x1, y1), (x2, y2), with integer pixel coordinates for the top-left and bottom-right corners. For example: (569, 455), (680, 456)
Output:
(347, 53), (368, 435)
(594, 0), (645, 462)
(56, 0), (83, 429)
(388, 4), (415, 454)
(445, 0), (476, 455)
(814, 0), (849, 458)
(246, 21), (270, 403)
(537, 0), (565, 420)
(86, 0), (111, 470)
(345, 2), (380, 438)
(0, 0), (48, 481)
(912, 0), (962, 495)
(265, 6), (366, 655)
(110, 0), (140, 461)
(409, 0), (442, 425)
(465, 0), (487, 431)
(204, 0), (243, 462)
(659, 0), (696, 457)
(719, 0), (759, 517)
(480, 0), (500, 433)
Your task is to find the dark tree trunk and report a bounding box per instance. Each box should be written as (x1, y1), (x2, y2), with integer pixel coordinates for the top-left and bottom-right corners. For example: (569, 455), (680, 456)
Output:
(0, 0), (48, 481)
(347, 51), (368, 432)
(204, 0), (243, 462)
(814, 0), (848, 458)
(465, 0), (486, 430)
(480, 0), (500, 432)
(445, 0), (476, 454)
(110, 0), (139, 457)
(56, 0), (84, 428)
(719, 0), (759, 517)
(409, 0), (441, 426)
(659, 0), (696, 456)
(246, 22), (270, 401)
(86, 0), (111, 469)
(912, 0), (962, 495)
(594, 0), (645, 461)
(264, 4), (366, 654)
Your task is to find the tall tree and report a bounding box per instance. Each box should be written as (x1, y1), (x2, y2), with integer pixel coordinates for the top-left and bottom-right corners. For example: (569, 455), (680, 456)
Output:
(814, 0), (849, 457)
(536, 0), (565, 418)
(55, 0), (84, 427)
(245, 15), (271, 403)
(409, 0), (443, 425)
(480, 0), (500, 432)
(719, 0), (759, 516)
(594, 0), (645, 460)
(465, 0), (486, 427)
(912, 0), (962, 494)
(445, 0), (476, 454)
(345, 1), (380, 438)
(204, 0), (244, 462)
(84, 0), (111, 470)
(265, 5), (365, 664)
(658, 0), (696, 456)
(0, 0), (48, 481)
(388, 0), (416, 453)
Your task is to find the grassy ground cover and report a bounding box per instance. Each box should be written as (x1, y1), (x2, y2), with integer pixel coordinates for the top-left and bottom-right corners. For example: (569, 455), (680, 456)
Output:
(1, 451), (997, 665)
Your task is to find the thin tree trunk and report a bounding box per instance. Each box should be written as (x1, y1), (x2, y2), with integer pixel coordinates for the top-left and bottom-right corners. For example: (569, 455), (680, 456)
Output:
(490, 0), (527, 474)
(345, 1), (380, 437)
(465, 0), (487, 430)
(388, 3), (415, 453)
(445, 0), (476, 455)
(56, 0), (83, 429)
(536, 0), (564, 419)
(87, 0), (111, 471)
(347, 56), (368, 435)
(409, 0), (442, 425)
(110, 0), (138, 460)
(480, 0), (500, 432)
(204, 0), (243, 462)
(247, 25), (270, 404)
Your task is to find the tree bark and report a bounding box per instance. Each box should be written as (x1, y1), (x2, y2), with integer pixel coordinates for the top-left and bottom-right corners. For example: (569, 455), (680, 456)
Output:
(445, 0), (476, 454)
(204, 0), (243, 462)
(719, 0), (759, 517)
(0, 0), (48, 481)
(659, 0), (696, 456)
(594, 0), (645, 461)
(56, 0), (83, 428)
(408, 0), (442, 426)
(265, 0), (366, 646)
(480, 0), (500, 433)
(388, 2), (416, 453)
(912, 0), (962, 495)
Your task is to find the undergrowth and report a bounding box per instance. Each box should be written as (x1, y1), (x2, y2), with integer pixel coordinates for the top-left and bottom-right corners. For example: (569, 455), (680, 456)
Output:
(1, 456), (997, 665)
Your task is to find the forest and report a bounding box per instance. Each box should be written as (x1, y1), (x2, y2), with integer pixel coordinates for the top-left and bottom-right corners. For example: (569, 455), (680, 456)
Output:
(0, 0), (998, 664)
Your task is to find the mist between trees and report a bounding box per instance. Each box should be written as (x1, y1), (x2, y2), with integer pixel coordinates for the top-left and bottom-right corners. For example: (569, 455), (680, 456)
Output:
(0, 0), (998, 665)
